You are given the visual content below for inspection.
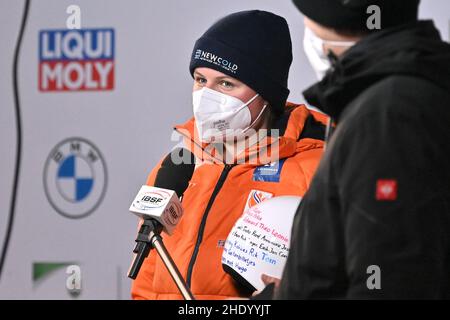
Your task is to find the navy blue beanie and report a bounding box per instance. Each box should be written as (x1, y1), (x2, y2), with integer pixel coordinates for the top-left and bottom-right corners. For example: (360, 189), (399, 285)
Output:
(189, 10), (293, 115)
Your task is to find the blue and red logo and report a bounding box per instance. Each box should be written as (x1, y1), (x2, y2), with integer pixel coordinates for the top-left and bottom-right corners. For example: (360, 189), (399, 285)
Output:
(246, 190), (273, 209)
(39, 28), (115, 91)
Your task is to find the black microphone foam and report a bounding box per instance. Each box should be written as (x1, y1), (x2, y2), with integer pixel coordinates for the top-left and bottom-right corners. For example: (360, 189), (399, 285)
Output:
(153, 148), (195, 198)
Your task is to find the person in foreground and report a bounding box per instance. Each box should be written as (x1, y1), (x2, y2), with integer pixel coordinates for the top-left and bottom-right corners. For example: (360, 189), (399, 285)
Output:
(276, 0), (450, 299)
(131, 10), (328, 300)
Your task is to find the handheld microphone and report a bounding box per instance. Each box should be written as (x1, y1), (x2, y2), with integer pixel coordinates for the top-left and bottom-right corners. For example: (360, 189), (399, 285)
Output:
(128, 147), (196, 234)
(128, 148), (195, 298)
(134, 146), (195, 235)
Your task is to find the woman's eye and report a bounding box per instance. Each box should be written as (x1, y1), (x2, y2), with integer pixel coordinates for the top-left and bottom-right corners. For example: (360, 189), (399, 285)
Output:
(220, 80), (234, 88)
(196, 77), (206, 85)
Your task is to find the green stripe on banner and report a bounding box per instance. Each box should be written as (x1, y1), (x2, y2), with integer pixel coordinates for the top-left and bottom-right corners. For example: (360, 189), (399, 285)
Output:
(33, 262), (73, 282)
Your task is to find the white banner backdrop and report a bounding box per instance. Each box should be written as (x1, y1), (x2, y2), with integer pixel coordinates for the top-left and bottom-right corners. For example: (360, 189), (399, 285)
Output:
(0, 0), (448, 299)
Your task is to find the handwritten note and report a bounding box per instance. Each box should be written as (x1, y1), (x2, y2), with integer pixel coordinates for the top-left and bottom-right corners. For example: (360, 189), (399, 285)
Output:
(222, 196), (301, 291)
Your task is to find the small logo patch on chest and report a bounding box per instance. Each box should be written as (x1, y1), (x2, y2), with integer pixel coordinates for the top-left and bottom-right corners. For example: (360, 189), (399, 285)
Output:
(252, 159), (286, 183)
(376, 179), (398, 201)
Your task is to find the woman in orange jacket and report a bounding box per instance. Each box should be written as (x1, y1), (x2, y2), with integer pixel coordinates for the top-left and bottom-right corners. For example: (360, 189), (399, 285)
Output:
(131, 10), (328, 300)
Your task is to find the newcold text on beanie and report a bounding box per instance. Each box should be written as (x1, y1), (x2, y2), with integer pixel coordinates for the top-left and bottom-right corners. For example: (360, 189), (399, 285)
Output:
(189, 10), (293, 115)
(292, 0), (420, 32)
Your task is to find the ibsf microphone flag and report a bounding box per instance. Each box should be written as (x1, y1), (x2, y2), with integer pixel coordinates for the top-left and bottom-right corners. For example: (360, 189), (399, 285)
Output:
(39, 28), (115, 91)
(129, 185), (183, 236)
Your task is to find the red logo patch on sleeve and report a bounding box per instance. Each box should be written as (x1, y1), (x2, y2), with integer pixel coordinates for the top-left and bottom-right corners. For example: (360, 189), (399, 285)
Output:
(376, 179), (398, 201)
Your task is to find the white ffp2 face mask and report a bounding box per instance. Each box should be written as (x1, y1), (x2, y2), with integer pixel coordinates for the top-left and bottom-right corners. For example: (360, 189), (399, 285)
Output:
(303, 26), (356, 80)
(192, 87), (266, 142)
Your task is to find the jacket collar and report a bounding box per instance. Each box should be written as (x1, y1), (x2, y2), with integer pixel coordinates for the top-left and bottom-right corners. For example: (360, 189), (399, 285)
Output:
(174, 103), (327, 166)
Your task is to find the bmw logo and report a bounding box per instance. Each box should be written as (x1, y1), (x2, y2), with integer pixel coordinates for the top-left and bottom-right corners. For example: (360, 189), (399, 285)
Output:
(44, 138), (107, 219)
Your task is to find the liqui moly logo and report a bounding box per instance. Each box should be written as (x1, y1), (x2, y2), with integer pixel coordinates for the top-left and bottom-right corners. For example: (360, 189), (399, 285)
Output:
(39, 28), (115, 91)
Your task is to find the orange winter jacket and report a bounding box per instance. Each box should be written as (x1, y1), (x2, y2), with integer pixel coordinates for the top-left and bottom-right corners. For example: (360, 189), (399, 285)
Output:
(131, 103), (328, 300)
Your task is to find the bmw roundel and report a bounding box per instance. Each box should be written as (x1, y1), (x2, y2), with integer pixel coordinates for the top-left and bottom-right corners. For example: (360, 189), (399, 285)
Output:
(44, 138), (107, 219)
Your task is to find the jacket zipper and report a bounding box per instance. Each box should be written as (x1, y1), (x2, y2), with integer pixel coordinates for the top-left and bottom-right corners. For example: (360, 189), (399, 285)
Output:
(185, 163), (234, 288)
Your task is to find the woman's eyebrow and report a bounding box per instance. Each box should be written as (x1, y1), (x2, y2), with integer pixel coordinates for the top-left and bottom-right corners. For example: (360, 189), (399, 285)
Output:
(193, 71), (205, 78)
(216, 76), (236, 81)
